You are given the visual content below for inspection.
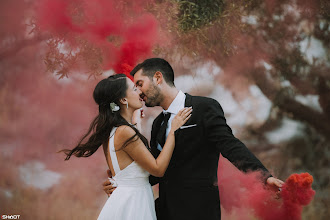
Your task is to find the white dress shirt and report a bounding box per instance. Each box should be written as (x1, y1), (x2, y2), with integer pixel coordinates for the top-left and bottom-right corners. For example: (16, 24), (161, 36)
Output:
(157, 90), (186, 151)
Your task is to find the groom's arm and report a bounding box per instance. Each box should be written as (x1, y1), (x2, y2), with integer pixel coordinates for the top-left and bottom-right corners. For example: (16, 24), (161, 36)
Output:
(103, 170), (116, 197)
(203, 98), (271, 179)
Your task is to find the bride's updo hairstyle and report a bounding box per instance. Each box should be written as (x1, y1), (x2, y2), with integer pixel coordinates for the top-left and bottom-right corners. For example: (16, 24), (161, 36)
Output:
(61, 74), (149, 160)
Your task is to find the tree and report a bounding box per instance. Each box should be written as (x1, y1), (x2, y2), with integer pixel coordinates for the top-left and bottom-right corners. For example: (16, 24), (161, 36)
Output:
(153, 0), (330, 139)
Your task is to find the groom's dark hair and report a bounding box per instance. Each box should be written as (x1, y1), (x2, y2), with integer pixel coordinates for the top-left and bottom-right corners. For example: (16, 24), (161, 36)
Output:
(131, 58), (175, 87)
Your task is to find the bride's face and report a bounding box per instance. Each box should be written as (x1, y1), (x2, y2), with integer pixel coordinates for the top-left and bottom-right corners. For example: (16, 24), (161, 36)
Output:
(125, 78), (143, 110)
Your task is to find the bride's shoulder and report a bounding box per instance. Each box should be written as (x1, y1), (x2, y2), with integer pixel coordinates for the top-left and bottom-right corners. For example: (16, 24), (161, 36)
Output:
(114, 125), (142, 150)
(116, 125), (136, 139)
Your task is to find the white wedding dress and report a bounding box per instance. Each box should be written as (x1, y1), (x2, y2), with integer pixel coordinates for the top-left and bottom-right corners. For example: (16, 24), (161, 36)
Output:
(97, 127), (157, 220)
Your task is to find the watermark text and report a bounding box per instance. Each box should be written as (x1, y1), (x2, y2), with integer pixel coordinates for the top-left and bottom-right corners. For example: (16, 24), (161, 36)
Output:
(1, 215), (20, 219)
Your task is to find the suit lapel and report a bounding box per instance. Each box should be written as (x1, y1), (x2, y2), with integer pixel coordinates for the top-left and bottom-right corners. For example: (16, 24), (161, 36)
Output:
(183, 93), (193, 126)
(153, 113), (164, 135)
(150, 113), (164, 157)
(184, 93), (192, 108)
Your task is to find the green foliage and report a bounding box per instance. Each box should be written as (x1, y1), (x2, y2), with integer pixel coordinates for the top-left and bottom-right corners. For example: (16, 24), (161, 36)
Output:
(177, 0), (224, 31)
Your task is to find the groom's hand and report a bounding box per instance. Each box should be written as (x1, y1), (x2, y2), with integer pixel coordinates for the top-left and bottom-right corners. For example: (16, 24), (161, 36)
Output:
(103, 169), (116, 197)
(266, 177), (284, 198)
(266, 177), (284, 189)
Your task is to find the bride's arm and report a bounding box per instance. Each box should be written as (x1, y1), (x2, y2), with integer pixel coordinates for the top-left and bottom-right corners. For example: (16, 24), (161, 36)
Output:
(119, 107), (192, 177)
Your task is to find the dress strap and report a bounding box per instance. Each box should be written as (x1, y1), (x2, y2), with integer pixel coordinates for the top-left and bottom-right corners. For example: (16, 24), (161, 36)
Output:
(109, 127), (121, 175)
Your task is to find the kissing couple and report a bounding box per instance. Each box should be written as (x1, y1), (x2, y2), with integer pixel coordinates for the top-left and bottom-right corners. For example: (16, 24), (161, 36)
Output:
(61, 58), (284, 220)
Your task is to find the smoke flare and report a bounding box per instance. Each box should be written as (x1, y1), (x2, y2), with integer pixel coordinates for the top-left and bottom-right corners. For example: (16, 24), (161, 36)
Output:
(218, 155), (315, 220)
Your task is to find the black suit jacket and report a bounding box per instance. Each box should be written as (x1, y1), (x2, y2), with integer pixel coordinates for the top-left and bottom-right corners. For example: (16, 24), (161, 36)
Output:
(149, 94), (270, 220)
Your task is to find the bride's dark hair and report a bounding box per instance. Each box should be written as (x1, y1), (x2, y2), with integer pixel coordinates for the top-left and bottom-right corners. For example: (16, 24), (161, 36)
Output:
(61, 74), (149, 160)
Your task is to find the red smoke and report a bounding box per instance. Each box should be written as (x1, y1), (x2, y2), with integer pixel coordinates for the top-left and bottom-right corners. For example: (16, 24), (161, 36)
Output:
(280, 173), (315, 220)
(218, 155), (315, 220)
(36, 0), (158, 76)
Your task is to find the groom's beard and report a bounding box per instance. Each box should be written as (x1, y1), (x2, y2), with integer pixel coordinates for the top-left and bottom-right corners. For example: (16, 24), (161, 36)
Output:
(143, 84), (163, 107)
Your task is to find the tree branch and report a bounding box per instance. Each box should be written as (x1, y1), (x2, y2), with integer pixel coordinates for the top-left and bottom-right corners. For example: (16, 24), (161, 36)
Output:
(253, 70), (330, 139)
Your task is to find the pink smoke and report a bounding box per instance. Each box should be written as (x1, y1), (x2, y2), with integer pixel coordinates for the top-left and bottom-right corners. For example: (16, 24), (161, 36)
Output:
(218, 155), (315, 220)
(36, 0), (158, 76)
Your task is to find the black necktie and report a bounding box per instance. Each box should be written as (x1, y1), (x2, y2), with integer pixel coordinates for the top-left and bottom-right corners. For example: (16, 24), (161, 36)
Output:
(156, 113), (171, 148)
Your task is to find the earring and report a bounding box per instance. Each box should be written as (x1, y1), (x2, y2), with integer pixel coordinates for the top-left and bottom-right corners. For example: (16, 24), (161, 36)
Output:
(126, 102), (128, 109)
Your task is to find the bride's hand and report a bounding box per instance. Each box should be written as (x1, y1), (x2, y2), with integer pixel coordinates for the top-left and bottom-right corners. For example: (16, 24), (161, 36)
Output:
(170, 107), (192, 133)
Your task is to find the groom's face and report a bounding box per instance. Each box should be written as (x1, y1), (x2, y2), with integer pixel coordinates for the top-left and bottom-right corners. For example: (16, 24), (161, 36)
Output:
(133, 69), (163, 107)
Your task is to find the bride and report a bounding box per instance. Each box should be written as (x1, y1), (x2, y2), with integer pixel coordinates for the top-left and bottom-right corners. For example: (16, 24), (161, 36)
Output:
(60, 74), (192, 220)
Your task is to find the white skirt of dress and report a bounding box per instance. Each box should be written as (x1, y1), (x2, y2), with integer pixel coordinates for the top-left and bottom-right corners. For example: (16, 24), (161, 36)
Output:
(97, 180), (156, 220)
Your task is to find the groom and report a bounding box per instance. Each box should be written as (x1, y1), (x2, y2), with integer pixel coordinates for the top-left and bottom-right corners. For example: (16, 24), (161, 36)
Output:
(103, 58), (283, 220)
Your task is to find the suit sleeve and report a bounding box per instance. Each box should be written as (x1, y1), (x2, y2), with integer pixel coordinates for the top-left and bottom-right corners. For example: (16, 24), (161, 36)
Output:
(203, 98), (272, 180)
